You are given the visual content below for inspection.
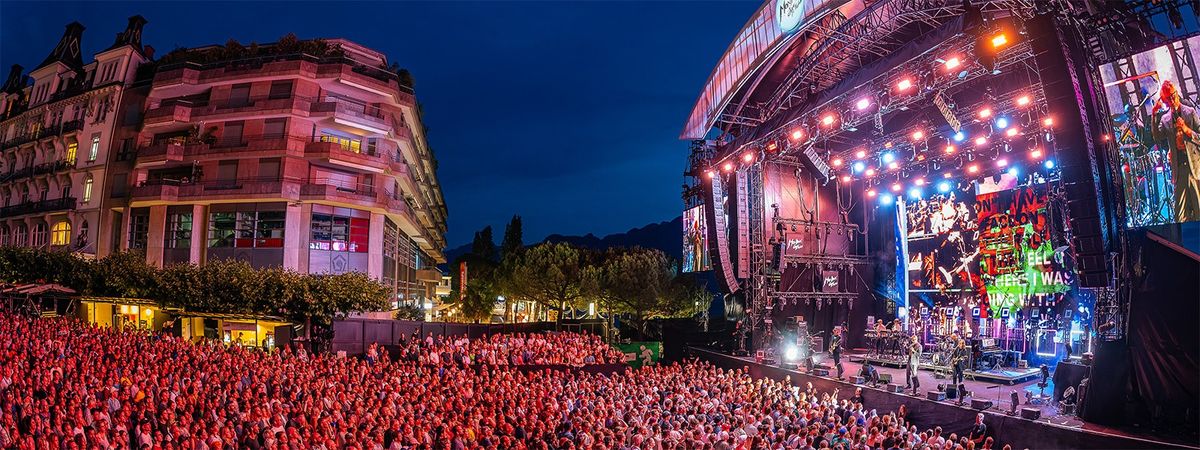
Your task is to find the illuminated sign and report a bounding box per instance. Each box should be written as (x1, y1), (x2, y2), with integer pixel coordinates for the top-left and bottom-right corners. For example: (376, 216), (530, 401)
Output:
(777, 0), (807, 32)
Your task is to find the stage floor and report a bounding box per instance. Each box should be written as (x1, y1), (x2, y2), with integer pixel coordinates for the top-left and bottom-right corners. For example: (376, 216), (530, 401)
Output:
(847, 354), (1044, 385)
(711, 348), (1199, 449)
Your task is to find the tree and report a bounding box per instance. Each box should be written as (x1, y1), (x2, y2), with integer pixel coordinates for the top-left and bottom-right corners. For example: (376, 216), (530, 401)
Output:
(590, 247), (704, 339)
(471, 226), (497, 263)
(500, 215), (523, 261)
(507, 242), (586, 321)
(93, 250), (158, 298)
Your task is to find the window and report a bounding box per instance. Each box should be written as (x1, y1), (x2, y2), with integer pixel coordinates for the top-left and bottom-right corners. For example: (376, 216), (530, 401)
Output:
(14, 224), (27, 247)
(32, 223), (48, 248)
(258, 158), (280, 179)
(65, 142), (77, 164)
(50, 221), (70, 246)
(366, 138), (378, 156)
(228, 83), (251, 108)
(61, 185), (70, 200)
(166, 213), (192, 249)
(316, 133), (362, 153)
(309, 212), (368, 252)
(82, 175), (93, 203)
(219, 122), (244, 147)
(268, 80), (293, 100)
(79, 221), (89, 247)
(88, 133), (100, 162)
(0, 226), (9, 246)
(208, 209), (284, 248)
(129, 213), (149, 249)
(263, 118), (286, 139)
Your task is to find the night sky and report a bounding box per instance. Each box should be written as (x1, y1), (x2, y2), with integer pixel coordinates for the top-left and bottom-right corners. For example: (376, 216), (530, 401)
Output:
(0, 1), (760, 248)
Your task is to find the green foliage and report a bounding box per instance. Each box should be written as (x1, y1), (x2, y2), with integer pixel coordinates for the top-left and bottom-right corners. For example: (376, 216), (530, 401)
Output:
(394, 304), (424, 321)
(500, 215), (523, 261)
(471, 226), (497, 263)
(397, 69), (415, 89)
(507, 242), (586, 318)
(585, 247), (708, 338)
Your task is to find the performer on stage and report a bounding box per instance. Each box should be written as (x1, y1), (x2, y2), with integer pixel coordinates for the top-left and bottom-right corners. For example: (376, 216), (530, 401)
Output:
(951, 337), (969, 385)
(906, 334), (922, 394)
(874, 319), (887, 356)
(1151, 80), (1200, 222)
(830, 326), (845, 379)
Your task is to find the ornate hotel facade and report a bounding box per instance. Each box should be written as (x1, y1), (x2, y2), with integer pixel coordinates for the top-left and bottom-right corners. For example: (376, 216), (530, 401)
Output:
(0, 18), (448, 306)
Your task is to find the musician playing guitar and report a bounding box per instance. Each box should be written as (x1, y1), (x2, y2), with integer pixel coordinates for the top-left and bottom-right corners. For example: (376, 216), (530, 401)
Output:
(830, 326), (845, 379)
(951, 337), (969, 385)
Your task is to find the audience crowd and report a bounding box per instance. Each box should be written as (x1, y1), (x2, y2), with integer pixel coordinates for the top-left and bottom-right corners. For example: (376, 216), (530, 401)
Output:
(388, 331), (625, 366)
(0, 315), (1017, 450)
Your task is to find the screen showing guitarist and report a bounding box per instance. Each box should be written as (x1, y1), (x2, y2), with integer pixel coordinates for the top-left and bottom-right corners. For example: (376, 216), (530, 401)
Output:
(1151, 79), (1200, 222)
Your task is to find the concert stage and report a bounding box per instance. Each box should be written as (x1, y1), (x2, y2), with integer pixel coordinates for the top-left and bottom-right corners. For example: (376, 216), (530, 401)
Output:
(690, 347), (1197, 450)
(848, 354), (1042, 385)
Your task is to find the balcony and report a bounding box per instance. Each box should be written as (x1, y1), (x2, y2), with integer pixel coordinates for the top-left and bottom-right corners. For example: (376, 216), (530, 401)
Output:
(200, 133), (305, 158)
(143, 101), (196, 125)
(304, 137), (385, 168)
(0, 160), (73, 184)
(131, 177), (299, 203)
(136, 140), (209, 165)
(198, 95), (314, 121)
(300, 181), (378, 206)
(153, 65), (201, 86)
(309, 98), (390, 133)
(0, 197), (77, 218)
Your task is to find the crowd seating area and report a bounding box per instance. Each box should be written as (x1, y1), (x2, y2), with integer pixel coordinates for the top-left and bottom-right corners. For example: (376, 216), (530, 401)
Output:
(0, 314), (1018, 449)
(389, 331), (626, 366)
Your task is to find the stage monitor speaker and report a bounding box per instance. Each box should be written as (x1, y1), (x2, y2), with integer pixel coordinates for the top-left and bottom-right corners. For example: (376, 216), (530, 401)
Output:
(851, 376), (865, 384)
(945, 385), (959, 399)
(1027, 13), (1114, 287)
(1020, 407), (1042, 420)
(878, 373), (893, 384)
(814, 368), (831, 377)
(927, 391), (947, 401)
(971, 399), (994, 410)
(887, 384), (906, 393)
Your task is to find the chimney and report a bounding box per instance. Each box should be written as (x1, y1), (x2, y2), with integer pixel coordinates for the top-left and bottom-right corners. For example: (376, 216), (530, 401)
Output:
(143, 45), (155, 60)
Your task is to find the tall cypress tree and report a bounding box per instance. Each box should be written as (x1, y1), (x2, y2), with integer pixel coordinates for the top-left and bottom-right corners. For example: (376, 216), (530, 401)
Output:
(500, 215), (524, 261)
(471, 226), (497, 263)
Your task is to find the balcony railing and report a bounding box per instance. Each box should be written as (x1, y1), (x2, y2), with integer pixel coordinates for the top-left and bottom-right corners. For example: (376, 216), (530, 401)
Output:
(0, 197), (77, 218)
(309, 98), (390, 130)
(0, 160), (73, 183)
(132, 176), (296, 200)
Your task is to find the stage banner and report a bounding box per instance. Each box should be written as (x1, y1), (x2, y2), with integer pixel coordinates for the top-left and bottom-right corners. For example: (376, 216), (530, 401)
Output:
(976, 185), (1074, 315)
(614, 342), (662, 368)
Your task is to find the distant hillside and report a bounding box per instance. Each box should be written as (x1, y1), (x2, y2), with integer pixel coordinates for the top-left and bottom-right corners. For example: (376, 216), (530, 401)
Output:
(443, 216), (683, 264)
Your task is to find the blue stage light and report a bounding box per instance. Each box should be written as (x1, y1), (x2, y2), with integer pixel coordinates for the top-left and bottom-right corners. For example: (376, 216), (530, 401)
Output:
(1007, 167), (1019, 176)
(953, 131), (966, 142)
(1044, 160), (1055, 169)
(995, 117), (1010, 129)
(879, 193), (894, 205)
(937, 181), (951, 193)
(853, 161), (866, 173)
(882, 152), (895, 163)
(908, 188), (923, 199)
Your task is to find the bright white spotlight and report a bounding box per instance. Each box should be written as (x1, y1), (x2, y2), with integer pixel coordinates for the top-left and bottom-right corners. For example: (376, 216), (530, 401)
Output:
(908, 188), (923, 199)
(882, 152), (896, 163)
(853, 161), (866, 173)
(1007, 167), (1019, 176)
(953, 131), (966, 142)
(856, 98), (871, 110)
(937, 181), (951, 193)
(785, 346), (799, 361)
(1044, 160), (1056, 169)
(995, 117), (1010, 129)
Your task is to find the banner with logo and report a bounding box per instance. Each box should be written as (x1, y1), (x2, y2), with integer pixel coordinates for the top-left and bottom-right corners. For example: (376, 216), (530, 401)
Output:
(614, 342), (662, 368)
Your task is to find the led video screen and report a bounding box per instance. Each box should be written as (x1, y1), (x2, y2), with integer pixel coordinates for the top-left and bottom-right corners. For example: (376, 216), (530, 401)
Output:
(1098, 35), (1200, 227)
(904, 192), (980, 294)
(976, 185), (1073, 314)
(682, 205), (711, 272)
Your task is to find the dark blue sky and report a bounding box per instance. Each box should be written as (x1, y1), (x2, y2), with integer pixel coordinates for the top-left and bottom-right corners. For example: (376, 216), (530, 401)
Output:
(0, 1), (759, 247)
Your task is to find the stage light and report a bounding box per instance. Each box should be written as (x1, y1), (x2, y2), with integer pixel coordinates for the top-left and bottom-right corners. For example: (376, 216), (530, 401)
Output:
(822, 114), (836, 126)
(888, 161), (900, 170)
(968, 164), (980, 174)
(867, 189), (877, 198)
(909, 188), (923, 199)
(1030, 149), (1043, 159)
(723, 162), (734, 172)
(865, 168), (877, 177)
(880, 193), (895, 205)
(1016, 95), (1031, 107)
(897, 78), (913, 91)
(945, 57), (961, 70)
(832, 158), (844, 167)
(1007, 167), (1019, 176)
(944, 144), (957, 154)
(784, 346), (799, 361)
(995, 117), (1010, 129)
(841, 174), (852, 183)
(853, 161), (866, 173)
(997, 158), (1009, 167)
(882, 152), (896, 163)
(855, 149), (867, 159)
(1044, 160), (1055, 169)
(912, 130), (925, 140)
(766, 142), (778, 152)
(743, 152), (754, 163)
(884, 141), (894, 149)
(891, 182), (902, 192)
(978, 108), (993, 119)
(1101, 134), (1110, 142)
(856, 97), (871, 110)
(943, 172), (953, 178)
(1006, 128), (1019, 137)
(991, 33), (1008, 48)
(974, 136), (988, 146)
(791, 129), (805, 140)
(914, 177), (926, 186)
(937, 181), (951, 193)
(706, 170), (715, 179)
(953, 131), (966, 142)
(1042, 117), (1054, 128)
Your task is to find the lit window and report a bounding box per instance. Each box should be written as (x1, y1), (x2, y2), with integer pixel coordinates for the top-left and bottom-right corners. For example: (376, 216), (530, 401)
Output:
(66, 142), (77, 164)
(51, 221), (71, 246)
(82, 176), (93, 203)
(89, 133), (100, 162)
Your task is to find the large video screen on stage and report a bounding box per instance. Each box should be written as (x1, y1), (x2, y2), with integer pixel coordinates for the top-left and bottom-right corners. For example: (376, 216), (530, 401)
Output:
(683, 205), (711, 272)
(904, 192), (981, 295)
(1098, 35), (1200, 227)
(976, 184), (1074, 314)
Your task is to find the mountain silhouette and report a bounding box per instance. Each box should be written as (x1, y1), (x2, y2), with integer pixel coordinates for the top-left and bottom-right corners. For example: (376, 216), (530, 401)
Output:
(444, 216), (683, 264)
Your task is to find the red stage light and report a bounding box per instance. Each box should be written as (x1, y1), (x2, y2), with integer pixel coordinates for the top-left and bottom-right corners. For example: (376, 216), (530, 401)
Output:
(841, 175), (852, 183)
(914, 177), (926, 186)
(991, 33), (1008, 48)
(832, 158), (843, 167)
(791, 129), (805, 140)
(723, 162), (734, 172)
(974, 136), (988, 146)
(891, 183), (902, 192)
(888, 161), (899, 170)
(1005, 128), (1019, 137)
(911, 130), (925, 140)
(1030, 149), (1043, 159)
(997, 158), (1009, 167)
(867, 189), (877, 198)
(978, 108), (993, 119)
(743, 153), (754, 163)
(1016, 95), (1031, 107)
(865, 168), (877, 177)
(822, 114), (836, 126)
(897, 78), (913, 91)
(944, 144), (957, 154)
(766, 142), (778, 152)
(706, 170), (715, 179)
(1042, 117), (1054, 127)
(1102, 134), (1110, 142)
(968, 164), (979, 174)
(855, 149), (867, 159)
(945, 57), (961, 70)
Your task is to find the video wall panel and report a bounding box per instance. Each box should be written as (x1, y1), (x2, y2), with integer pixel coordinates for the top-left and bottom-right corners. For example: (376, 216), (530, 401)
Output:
(683, 205), (711, 272)
(976, 185), (1073, 315)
